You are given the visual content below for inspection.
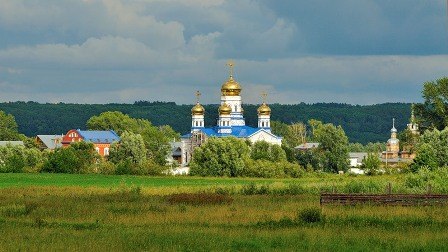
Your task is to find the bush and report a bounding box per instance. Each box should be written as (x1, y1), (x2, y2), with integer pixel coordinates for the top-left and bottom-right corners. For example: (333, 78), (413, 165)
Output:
(0, 145), (43, 173)
(297, 207), (323, 224)
(242, 159), (304, 178)
(96, 161), (116, 175)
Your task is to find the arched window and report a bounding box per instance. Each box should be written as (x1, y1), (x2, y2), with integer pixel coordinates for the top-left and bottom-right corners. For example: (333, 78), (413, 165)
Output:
(104, 148), (109, 156)
(95, 147), (100, 154)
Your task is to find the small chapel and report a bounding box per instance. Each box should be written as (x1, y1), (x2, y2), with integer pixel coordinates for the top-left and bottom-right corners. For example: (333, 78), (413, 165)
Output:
(180, 62), (282, 166)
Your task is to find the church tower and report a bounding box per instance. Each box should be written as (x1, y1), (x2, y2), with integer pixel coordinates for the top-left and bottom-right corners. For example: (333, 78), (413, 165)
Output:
(191, 91), (205, 132)
(387, 118), (400, 156)
(407, 105), (419, 135)
(217, 102), (232, 134)
(257, 92), (271, 132)
(220, 61), (245, 126)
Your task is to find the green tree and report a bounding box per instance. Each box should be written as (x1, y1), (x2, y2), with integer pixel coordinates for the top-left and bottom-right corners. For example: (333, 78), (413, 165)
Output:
(87, 111), (148, 135)
(190, 137), (250, 177)
(311, 120), (349, 173)
(250, 141), (287, 162)
(0, 145), (44, 173)
(411, 127), (448, 171)
(414, 77), (448, 131)
(109, 131), (147, 165)
(362, 153), (381, 175)
(87, 111), (178, 166)
(42, 148), (80, 173)
(0, 111), (21, 140)
(70, 141), (99, 172)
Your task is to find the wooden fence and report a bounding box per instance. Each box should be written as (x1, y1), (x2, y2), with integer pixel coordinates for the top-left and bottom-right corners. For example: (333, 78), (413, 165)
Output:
(320, 193), (448, 206)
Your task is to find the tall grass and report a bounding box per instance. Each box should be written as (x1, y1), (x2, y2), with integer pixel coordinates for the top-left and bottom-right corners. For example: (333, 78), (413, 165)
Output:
(1, 174), (448, 250)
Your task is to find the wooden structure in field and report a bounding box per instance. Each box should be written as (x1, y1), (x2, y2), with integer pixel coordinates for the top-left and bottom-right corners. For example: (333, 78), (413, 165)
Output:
(320, 193), (448, 206)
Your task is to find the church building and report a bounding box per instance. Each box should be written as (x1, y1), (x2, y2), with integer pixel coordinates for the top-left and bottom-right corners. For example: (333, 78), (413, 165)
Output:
(180, 63), (282, 166)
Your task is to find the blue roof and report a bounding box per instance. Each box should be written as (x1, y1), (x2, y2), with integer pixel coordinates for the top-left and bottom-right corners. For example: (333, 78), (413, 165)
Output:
(77, 130), (120, 144)
(181, 126), (281, 139)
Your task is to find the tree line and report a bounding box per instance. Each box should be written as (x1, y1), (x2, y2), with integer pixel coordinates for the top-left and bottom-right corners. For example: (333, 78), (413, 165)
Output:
(0, 101), (411, 144)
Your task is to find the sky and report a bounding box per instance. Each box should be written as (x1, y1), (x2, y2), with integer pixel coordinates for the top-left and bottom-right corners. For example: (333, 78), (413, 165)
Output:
(0, 0), (447, 105)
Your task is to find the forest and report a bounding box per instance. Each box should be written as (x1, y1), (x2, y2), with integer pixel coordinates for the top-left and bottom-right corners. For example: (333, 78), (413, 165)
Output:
(0, 101), (411, 144)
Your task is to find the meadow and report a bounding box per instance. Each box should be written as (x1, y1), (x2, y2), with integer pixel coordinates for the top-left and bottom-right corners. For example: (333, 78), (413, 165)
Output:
(1, 173), (448, 251)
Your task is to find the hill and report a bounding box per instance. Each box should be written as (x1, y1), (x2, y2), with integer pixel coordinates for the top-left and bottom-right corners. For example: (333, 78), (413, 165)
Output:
(0, 101), (411, 144)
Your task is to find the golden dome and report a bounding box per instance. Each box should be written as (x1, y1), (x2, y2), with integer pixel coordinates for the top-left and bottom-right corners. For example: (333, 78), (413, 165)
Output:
(219, 103), (232, 115)
(191, 102), (205, 115)
(221, 76), (241, 96)
(257, 103), (271, 115)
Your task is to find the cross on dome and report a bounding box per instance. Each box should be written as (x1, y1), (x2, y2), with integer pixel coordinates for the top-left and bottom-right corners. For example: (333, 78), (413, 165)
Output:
(195, 90), (201, 103)
(261, 91), (268, 104)
(227, 60), (234, 77)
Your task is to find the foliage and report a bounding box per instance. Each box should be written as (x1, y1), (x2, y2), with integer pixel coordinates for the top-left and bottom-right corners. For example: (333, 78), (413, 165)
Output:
(0, 110), (23, 141)
(250, 141), (287, 162)
(348, 142), (385, 152)
(298, 207), (323, 224)
(362, 153), (381, 175)
(411, 127), (448, 171)
(242, 159), (304, 178)
(87, 111), (175, 166)
(0, 102), (412, 144)
(271, 121), (307, 148)
(398, 128), (419, 153)
(405, 167), (448, 193)
(190, 137), (250, 177)
(0, 145), (44, 173)
(42, 142), (98, 173)
(414, 77), (448, 131)
(310, 120), (349, 173)
(109, 131), (147, 165)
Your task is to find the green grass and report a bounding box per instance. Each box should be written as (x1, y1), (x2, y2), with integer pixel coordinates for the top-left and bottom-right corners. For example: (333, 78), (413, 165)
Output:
(0, 173), (447, 251)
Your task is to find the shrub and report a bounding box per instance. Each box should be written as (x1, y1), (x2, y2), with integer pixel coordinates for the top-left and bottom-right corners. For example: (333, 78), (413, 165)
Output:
(0, 145), (43, 173)
(297, 207), (323, 224)
(242, 159), (304, 178)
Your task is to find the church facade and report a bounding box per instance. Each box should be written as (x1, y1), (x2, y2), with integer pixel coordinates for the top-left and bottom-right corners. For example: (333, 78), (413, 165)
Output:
(180, 63), (282, 166)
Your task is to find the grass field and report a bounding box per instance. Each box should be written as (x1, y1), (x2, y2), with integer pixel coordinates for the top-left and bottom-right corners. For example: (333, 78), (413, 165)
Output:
(1, 173), (447, 251)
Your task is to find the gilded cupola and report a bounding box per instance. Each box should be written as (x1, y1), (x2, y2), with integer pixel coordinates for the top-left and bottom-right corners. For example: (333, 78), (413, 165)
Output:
(191, 90), (205, 115)
(221, 61), (241, 96)
(257, 92), (271, 115)
(257, 103), (271, 116)
(219, 103), (232, 115)
(191, 102), (205, 115)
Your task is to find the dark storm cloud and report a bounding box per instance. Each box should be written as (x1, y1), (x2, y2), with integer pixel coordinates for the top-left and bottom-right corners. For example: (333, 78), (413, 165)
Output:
(0, 0), (446, 104)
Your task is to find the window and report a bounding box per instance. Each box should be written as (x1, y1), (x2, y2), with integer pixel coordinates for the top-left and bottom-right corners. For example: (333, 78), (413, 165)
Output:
(234, 105), (237, 111)
(104, 148), (109, 156)
(95, 147), (100, 154)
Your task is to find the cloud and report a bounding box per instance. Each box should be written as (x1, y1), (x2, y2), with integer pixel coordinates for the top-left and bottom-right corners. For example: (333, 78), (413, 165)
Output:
(0, 0), (446, 105)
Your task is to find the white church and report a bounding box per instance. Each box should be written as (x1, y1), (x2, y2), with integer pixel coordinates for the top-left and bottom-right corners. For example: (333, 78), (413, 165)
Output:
(180, 63), (282, 166)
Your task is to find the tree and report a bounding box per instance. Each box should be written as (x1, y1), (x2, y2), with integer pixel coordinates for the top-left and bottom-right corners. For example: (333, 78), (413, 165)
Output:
(87, 111), (178, 166)
(311, 120), (349, 173)
(189, 137), (250, 177)
(109, 131), (147, 165)
(250, 141), (287, 162)
(87, 111), (151, 135)
(362, 153), (381, 175)
(271, 121), (307, 148)
(411, 127), (448, 171)
(414, 77), (448, 131)
(42, 147), (81, 173)
(0, 110), (21, 141)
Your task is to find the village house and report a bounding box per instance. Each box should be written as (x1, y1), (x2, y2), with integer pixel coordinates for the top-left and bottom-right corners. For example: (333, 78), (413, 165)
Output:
(36, 135), (63, 150)
(62, 129), (120, 157)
